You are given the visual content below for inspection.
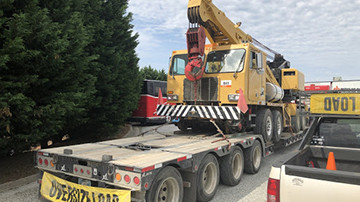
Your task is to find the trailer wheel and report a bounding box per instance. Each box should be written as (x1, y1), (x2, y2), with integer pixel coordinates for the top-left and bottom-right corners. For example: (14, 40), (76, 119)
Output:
(197, 154), (219, 202)
(291, 109), (300, 133)
(272, 110), (283, 142)
(300, 112), (306, 130)
(191, 123), (202, 132)
(244, 140), (262, 174)
(176, 120), (188, 132)
(220, 147), (244, 186)
(145, 166), (183, 202)
(255, 108), (273, 143)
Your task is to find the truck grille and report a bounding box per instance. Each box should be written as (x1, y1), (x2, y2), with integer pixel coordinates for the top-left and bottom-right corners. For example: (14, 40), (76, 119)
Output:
(183, 77), (218, 101)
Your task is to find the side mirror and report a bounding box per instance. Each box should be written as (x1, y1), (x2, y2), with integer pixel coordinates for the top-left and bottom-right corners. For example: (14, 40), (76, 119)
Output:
(256, 52), (263, 69)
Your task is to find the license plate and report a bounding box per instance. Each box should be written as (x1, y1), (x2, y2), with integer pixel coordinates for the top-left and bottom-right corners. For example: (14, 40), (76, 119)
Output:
(78, 178), (91, 186)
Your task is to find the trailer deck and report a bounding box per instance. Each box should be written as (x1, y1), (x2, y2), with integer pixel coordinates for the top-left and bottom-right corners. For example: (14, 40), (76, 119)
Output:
(38, 133), (263, 175)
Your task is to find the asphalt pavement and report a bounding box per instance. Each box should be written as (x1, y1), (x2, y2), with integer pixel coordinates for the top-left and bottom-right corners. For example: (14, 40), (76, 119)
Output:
(0, 181), (38, 202)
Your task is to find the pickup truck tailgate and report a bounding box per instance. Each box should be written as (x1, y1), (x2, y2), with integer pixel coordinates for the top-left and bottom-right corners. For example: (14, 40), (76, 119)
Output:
(279, 165), (360, 202)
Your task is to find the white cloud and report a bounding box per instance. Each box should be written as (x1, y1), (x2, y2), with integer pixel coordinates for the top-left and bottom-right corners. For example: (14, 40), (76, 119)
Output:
(128, 0), (360, 81)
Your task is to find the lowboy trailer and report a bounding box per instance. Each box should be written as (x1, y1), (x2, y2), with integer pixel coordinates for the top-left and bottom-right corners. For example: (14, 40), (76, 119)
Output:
(36, 129), (304, 202)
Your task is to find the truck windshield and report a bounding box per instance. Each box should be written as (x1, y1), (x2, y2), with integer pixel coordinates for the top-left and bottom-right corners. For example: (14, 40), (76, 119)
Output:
(170, 54), (188, 75)
(315, 118), (360, 148)
(205, 49), (245, 73)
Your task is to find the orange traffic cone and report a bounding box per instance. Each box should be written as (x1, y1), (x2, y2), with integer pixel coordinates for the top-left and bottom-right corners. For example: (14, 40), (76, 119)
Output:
(326, 152), (336, 170)
(157, 88), (164, 105)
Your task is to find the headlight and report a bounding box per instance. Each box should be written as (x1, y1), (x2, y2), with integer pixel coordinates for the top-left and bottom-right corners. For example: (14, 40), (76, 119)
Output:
(167, 94), (178, 101)
(228, 94), (239, 101)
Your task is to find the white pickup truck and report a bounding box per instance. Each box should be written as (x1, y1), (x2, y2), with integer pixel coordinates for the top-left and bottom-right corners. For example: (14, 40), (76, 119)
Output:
(267, 92), (360, 202)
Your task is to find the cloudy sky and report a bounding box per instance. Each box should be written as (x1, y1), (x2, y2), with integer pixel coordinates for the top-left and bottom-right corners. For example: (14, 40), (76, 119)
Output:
(128, 0), (360, 82)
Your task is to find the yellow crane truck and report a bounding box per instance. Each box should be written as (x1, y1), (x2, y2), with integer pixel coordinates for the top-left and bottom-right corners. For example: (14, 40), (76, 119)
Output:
(157, 0), (307, 143)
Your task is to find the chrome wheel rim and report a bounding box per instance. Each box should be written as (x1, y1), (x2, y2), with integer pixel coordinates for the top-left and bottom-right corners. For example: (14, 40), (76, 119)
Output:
(202, 162), (217, 194)
(253, 145), (261, 169)
(156, 177), (180, 202)
(232, 153), (243, 179)
(266, 116), (272, 138)
(276, 116), (282, 135)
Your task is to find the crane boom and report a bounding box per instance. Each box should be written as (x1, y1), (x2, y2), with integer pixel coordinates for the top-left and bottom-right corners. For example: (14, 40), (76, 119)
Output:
(187, 0), (252, 45)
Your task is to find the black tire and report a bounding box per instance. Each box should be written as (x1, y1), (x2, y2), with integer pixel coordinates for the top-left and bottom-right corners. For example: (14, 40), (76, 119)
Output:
(145, 166), (183, 202)
(196, 154), (220, 202)
(191, 124), (202, 132)
(224, 120), (242, 134)
(220, 147), (244, 186)
(244, 140), (262, 174)
(225, 125), (237, 134)
(291, 109), (300, 133)
(300, 111), (306, 130)
(255, 108), (273, 143)
(176, 120), (188, 132)
(272, 110), (283, 142)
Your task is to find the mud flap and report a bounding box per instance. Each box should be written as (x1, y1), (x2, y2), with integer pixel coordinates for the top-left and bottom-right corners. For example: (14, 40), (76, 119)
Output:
(179, 169), (197, 202)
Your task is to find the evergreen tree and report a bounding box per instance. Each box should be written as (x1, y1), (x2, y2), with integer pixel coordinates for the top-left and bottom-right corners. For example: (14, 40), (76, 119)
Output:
(157, 69), (167, 81)
(140, 65), (167, 81)
(0, 0), (141, 154)
(0, 0), (67, 153)
(0, 0), (97, 153)
(80, 0), (141, 136)
(37, 0), (97, 142)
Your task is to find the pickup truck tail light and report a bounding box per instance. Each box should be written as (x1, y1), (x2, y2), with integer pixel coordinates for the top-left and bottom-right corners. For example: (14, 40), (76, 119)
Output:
(267, 178), (280, 202)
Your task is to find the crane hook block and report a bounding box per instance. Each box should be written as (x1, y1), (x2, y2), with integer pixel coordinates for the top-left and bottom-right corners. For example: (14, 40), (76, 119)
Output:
(186, 26), (206, 58)
(185, 57), (204, 81)
(185, 26), (206, 81)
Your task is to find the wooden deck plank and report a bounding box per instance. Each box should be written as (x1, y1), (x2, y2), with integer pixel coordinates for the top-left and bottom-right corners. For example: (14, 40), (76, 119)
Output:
(163, 136), (249, 154)
(70, 147), (140, 162)
(144, 136), (202, 148)
(41, 143), (110, 155)
(110, 150), (186, 168)
(164, 141), (224, 154)
(99, 134), (166, 146)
